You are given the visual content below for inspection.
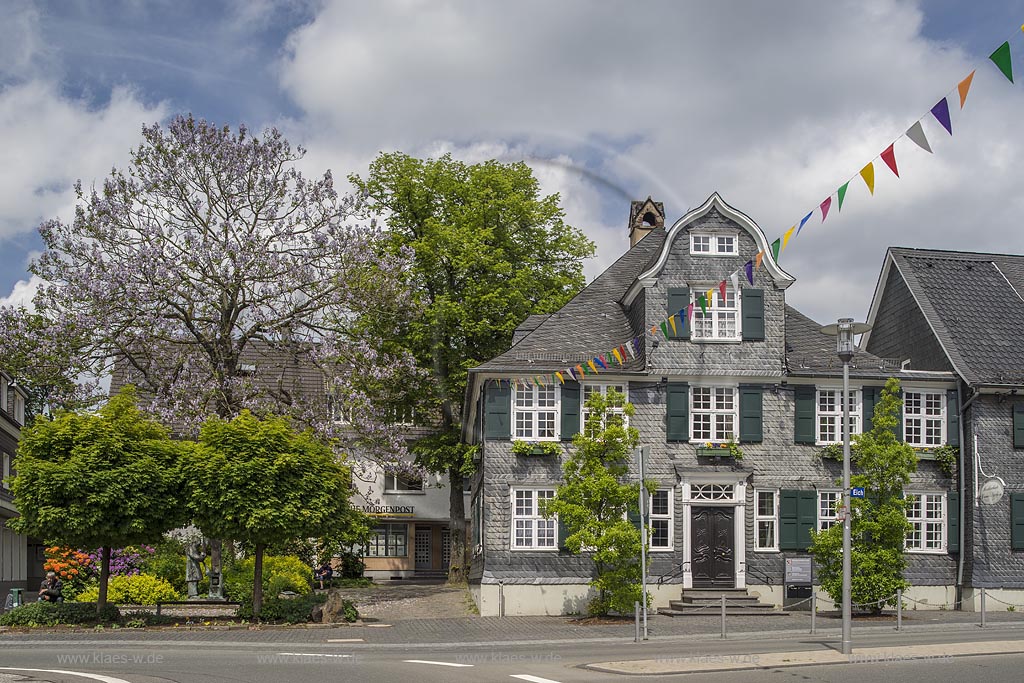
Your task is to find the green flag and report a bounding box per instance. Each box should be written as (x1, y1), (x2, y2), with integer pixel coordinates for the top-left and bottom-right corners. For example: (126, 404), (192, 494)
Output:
(770, 238), (781, 262)
(990, 41), (1013, 83)
(837, 181), (850, 211)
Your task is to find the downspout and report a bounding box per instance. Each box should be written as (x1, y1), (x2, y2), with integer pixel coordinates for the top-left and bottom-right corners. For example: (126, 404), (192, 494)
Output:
(955, 383), (976, 610)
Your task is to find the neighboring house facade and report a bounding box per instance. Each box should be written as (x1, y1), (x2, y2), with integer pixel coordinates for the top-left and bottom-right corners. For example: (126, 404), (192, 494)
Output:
(864, 247), (1024, 608)
(1, 370), (38, 604)
(462, 194), (958, 616)
(111, 344), (468, 581)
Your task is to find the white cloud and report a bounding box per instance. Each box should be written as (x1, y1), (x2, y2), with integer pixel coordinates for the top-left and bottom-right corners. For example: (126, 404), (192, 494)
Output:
(0, 274), (41, 310)
(277, 0), (1024, 325)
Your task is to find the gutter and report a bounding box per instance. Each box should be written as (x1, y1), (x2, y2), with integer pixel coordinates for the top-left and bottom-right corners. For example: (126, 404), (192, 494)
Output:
(956, 382), (969, 609)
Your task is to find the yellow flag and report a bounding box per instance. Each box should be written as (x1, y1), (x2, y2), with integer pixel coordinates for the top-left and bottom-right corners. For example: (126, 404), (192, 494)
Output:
(668, 315), (677, 335)
(555, 371), (564, 384)
(612, 347), (623, 365)
(860, 162), (875, 195)
(588, 360), (598, 374)
(781, 226), (795, 253)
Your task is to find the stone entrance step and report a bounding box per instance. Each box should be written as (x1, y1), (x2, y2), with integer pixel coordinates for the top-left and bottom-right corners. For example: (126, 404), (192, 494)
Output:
(658, 588), (785, 617)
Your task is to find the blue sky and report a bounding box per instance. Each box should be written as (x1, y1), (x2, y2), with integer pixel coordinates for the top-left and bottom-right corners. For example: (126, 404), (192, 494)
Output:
(4, 0), (1024, 327)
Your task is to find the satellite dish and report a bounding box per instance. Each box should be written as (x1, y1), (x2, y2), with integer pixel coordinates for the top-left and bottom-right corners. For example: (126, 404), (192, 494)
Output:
(979, 478), (1005, 505)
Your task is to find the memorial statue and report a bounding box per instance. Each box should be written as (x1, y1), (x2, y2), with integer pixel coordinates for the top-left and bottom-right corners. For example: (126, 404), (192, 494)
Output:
(185, 540), (208, 599)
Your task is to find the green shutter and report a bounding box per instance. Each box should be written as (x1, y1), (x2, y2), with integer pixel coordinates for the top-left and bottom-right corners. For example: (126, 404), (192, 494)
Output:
(557, 515), (570, 552)
(794, 385), (816, 444)
(741, 288), (765, 341)
(946, 390), (960, 447)
(1014, 405), (1024, 449)
(666, 382), (689, 442)
(560, 380), (580, 441)
(484, 382), (511, 440)
(1011, 493), (1024, 551)
(739, 385), (763, 443)
(893, 387), (903, 442)
(780, 490), (816, 550)
(947, 491), (960, 554)
(667, 287), (690, 340)
(627, 507), (642, 530)
(863, 387), (878, 433)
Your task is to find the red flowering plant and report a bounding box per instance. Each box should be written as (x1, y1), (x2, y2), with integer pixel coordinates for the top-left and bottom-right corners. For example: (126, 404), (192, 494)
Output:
(43, 546), (96, 600)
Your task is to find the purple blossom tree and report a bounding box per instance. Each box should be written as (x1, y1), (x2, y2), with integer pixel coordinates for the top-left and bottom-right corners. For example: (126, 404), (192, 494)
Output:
(2, 115), (423, 465)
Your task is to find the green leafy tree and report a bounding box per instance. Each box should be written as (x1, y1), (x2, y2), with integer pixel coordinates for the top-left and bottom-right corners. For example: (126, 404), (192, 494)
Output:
(545, 389), (647, 616)
(350, 153), (594, 582)
(182, 411), (361, 618)
(6, 388), (187, 615)
(810, 377), (917, 614)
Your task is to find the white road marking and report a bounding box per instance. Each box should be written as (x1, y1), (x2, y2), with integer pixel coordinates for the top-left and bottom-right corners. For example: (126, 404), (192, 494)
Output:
(276, 652), (354, 658)
(403, 659), (474, 667)
(510, 675), (563, 683)
(0, 668), (134, 683)
(326, 638), (365, 642)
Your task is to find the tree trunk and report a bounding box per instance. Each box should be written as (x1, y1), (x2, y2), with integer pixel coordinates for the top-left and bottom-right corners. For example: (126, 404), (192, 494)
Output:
(97, 545), (111, 617)
(253, 543), (264, 620)
(447, 464), (468, 584)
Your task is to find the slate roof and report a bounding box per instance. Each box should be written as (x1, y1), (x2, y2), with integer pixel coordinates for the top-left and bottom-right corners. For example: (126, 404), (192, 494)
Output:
(472, 226), (668, 374)
(885, 247), (1024, 385)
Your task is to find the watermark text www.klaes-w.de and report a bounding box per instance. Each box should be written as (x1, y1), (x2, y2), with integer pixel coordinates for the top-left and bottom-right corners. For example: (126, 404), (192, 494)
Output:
(654, 654), (761, 665)
(454, 652), (563, 664)
(56, 652), (165, 665)
(851, 652), (952, 665)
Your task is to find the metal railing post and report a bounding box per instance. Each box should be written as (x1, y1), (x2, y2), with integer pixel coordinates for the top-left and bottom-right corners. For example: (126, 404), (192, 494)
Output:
(896, 589), (902, 631)
(981, 588), (987, 629)
(721, 595), (727, 639)
(634, 601), (640, 642)
(811, 593), (816, 634)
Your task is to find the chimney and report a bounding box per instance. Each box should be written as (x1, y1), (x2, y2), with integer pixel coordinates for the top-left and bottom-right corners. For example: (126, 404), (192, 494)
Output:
(628, 197), (665, 248)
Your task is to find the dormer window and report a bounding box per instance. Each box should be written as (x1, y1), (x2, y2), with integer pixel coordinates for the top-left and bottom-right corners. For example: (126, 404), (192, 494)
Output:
(690, 233), (736, 255)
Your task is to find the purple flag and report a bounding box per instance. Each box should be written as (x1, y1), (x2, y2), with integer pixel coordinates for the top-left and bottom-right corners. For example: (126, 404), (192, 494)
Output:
(931, 98), (952, 136)
(744, 260), (754, 284)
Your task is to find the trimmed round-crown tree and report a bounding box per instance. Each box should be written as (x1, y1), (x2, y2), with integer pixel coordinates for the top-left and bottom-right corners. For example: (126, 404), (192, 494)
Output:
(7, 388), (188, 615)
(183, 411), (357, 618)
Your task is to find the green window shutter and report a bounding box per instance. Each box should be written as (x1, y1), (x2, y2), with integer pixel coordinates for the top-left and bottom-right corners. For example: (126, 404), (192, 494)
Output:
(560, 380), (580, 441)
(797, 491), (817, 550)
(666, 382), (690, 443)
(667, 287), (690, 340)
(738, 384), (763, 443)
(484, 382), (511, 440)
(1011, 493), (1024, 551)
(1014, 405), (1024, 449)
(779, 489), (799, 550)
(946, 390), (960, 447)
(863, 387), (878, 433)
(947, 491), (960, 554)
(557, 515), (570, 552)
(893, 387), (903, 442)
(741, 288), (765, 341)
(794, 385), (816, 444)
(627, 507), (642, 530)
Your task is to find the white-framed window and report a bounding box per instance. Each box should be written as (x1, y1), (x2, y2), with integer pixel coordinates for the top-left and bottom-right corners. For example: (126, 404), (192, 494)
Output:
(690, 233), (737, 255)
(513, 385), (558, 440)
(906, 492), (945, 552)
(818, 490), (842, 531)
(582, 383), (627, 433)
(817, 388), (862, 444)
(384, 473), (424, 493)
(691, 386), (737, 442)
(691, 287), (740, 340)
(512, 488), (557, 549)
(904, 390), (945, 447)
(754, 489), (778, 551)
(1, 452), (10, 490)
(649, 489), (673, 550)
(11, 392), (22, 425)
(365, 523), (408, 557)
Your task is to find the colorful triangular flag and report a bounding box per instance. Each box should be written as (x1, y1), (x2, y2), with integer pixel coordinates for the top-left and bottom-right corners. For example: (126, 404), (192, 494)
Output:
(744, 260), (754, 284)
(958, 70), (975, 108)
(555, 371), (564, 384)
(906, 121), (932, 153)
(698, 294), (708, 315)
(730, 271), (740, 299)
(770, 238), (781, 262)
(798, 211), (812, 235)
(860, 162), (875, 195)
(611, 347), (623, 365)
(781, 226), (795, 254)
(880, 143), (899, 177)
(990, 41), (1013, 83)
(837, 181), (850, 211)
(931, 98), (952, 135)
(820, 196), (832, 222)
(719, 280), (727, 302)
(627, 338), (638, 359)
(587, 360), (599, 374)
(668, 315), (677, 336)
(755, 251), (764, 271)
(686, 302), (694, 323)
(659, 322), (669, 339)
(596, 355), (607, 370)
(576, 364), (585, 378)
(706, 288), (716, 307)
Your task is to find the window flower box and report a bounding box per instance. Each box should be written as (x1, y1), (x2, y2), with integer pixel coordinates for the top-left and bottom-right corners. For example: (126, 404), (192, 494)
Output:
(511, 440), (561, 457)
(696, 442), (743, 459)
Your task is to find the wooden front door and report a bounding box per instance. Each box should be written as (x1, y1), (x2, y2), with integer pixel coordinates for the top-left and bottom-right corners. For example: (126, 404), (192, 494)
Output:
(691, 507), (735, 588)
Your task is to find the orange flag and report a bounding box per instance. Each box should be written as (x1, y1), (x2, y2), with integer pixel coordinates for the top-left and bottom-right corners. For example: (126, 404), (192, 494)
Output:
(860, 162), (875, 195)
(755, 251), (764, 270)
(958, 70), (975, 108)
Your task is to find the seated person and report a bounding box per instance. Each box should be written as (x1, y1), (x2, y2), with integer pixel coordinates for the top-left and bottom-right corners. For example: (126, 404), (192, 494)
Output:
(314, 562), (334, 589)
(38, 572), (63, 603)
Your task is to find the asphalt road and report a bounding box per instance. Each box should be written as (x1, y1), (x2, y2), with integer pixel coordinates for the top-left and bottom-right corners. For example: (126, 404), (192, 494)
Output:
(2, 625), (1023, 682)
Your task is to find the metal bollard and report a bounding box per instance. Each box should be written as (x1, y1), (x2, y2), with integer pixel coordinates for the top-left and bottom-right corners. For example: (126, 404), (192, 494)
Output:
(721, 595), (727, 639)
(896, 589), (902, 631)
(498, 580), (504, 618)
(634, 601), (640, 642)
(811, 593), (816, 635)
(981, 588), (986, 629)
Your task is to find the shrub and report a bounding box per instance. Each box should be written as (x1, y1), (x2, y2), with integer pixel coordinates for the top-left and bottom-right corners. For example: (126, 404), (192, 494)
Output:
(75, 574), (180, 605)
(335, 549), (365, 579)
(88, 546), (155, 577)
(224, 555), (312, 603)
(141, 540), (188, 595)
(0, 601), (120, 626)
(42, 546), (94, 600)
(237, 592), (328, 624)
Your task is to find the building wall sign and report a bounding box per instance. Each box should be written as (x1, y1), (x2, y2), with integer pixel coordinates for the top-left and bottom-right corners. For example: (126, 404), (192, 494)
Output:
(359, 505), (415, 516)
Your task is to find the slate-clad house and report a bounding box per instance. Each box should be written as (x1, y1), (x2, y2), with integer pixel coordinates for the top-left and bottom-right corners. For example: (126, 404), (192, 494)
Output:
(462, 194), (958, 616)
(864, 247), (1024, 608)
(1, 370), (39, 605)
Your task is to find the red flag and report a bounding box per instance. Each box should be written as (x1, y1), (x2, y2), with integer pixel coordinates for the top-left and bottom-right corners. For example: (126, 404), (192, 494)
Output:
(719, 280), (727, 303)
(881, 143), (899, 177)
(820, 196), (832, 222)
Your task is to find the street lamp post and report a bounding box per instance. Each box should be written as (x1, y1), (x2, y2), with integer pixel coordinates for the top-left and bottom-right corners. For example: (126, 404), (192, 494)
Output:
(820, 317), (871, 656)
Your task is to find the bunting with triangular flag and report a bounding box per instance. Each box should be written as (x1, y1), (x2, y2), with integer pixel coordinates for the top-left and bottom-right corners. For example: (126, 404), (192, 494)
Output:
(958, 70), (975, 108)
(698, 294), (708, 315)
(781, 226), (795, 254)
(798, 211), (812, 235)
(730, 271), (740, 299)
(837, 181), (850, 211)
(755, 251), (764, 271)
(587, 360), (599, 374)
(931, 98), (952, 135)
(906, 121), (932, 153)
(770, 238), (781, 261)
(860, 162), (875, 194)
(596, 355), (607, 370)
(686, 303), (694, 323)
(881, 143), (899, 177)
(820, 196), (832, 222)
(989, 41), (1013, 83)
(668, 315), (677, 336)
(659, 321), (669, 339)
(744, 260), (754, 284)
